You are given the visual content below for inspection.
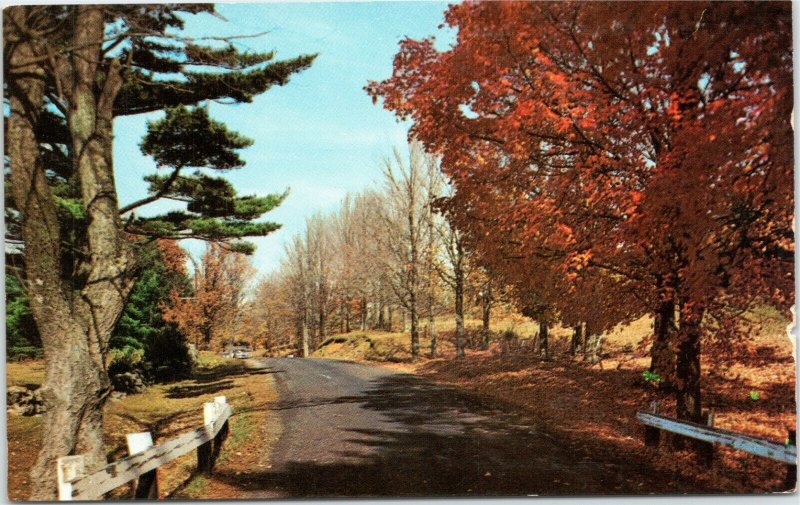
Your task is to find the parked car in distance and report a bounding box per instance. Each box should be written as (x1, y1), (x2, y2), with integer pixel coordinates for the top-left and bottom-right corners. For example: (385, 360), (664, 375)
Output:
(222, 346), (251, 359)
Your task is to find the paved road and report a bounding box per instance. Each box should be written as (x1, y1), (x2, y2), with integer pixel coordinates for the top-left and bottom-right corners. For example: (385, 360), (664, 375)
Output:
(221, 358), (695, 498)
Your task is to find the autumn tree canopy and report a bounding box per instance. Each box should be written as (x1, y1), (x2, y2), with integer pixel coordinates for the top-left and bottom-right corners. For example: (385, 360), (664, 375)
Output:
(368, 1), (793, 422)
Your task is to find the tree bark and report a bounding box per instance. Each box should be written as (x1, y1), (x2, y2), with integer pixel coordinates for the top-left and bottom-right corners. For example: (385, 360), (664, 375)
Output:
(7, 6), (132, 498)
(570, 324), (583, 356)
(360, 297), (367, 331)
(675, 302), (704, 423)
(302, 309), (310, 357)
(428, 315), (437, 358)
(538, 320), (549, 360)
(651, 298), (676, 389)
(410, 303), (420, 358)
(481, 286), (492, 350)
(585, 331), (603, 364)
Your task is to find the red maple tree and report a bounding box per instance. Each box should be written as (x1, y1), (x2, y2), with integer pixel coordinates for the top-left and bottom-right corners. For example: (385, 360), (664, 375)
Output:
(368, 1), (793, 422)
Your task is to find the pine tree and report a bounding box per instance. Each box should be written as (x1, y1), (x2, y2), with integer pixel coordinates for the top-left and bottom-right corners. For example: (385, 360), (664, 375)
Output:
(4, 5), (316, 497)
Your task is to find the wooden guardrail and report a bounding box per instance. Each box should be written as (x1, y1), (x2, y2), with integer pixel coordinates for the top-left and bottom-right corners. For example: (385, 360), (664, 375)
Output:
(637, 401), (797, 488)
(57, 396), (232, 501)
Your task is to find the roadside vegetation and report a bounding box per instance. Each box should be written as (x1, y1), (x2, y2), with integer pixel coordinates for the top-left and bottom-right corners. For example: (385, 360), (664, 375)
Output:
(7, 353), (277, 500)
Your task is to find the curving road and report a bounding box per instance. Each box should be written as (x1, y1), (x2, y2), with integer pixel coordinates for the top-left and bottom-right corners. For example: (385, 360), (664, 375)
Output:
(219, 357), (700, 498)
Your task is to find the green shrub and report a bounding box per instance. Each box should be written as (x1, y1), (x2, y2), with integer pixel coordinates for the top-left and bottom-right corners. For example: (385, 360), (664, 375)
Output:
(642, 370), (661, 384)
(501, 328), (518, 341)
(145, 325), (194, 381)
(108, 346), (145, 376)
(7, 346), (43, 361)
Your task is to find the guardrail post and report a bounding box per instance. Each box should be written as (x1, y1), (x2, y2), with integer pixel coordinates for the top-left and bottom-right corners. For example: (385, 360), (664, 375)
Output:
(198, 402), (217, 474)
(786, 429), (797, 490)
(198, 396), (228, 474)
(127, 432), (158, 499)
(211, 396), (230, 464)
(698, 410), (715, 467)
(57, 455), (85, 501)
(644, 401), (660, 447)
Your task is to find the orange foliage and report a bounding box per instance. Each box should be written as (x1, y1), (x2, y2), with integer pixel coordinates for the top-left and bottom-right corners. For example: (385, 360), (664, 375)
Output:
(162, 243), (255, 350)
(368, 1), (793, 421)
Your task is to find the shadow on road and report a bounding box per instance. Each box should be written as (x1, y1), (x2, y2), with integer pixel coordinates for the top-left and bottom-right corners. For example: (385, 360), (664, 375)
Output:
(212, 373), (710, 497)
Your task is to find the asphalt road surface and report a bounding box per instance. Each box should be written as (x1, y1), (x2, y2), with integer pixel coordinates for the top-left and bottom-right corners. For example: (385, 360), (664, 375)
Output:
(226, 358), (697, 498)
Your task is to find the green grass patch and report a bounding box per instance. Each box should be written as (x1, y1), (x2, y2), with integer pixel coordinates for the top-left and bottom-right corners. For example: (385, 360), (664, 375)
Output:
(218, 411), (256, 465)
(180, 474), (208, 498)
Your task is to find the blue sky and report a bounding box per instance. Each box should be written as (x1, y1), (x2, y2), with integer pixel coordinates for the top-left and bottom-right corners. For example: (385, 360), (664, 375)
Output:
(114, 1), (454, 275)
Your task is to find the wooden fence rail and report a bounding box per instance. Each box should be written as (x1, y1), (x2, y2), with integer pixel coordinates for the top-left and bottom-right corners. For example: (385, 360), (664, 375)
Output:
(57, 396), (232, 501)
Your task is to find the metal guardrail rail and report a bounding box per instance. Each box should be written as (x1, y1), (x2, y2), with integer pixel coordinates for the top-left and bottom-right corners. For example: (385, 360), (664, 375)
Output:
(637, 411), (797, 465)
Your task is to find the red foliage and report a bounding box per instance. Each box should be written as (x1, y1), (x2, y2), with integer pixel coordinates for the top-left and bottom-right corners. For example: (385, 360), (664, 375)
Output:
(368, 1), (793, 420)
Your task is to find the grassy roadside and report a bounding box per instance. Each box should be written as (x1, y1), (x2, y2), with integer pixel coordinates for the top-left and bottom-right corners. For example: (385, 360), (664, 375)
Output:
(6, 353), (280, 500)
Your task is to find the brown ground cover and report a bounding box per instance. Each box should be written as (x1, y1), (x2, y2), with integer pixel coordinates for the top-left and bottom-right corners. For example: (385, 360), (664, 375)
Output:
(412, 337), (796, 492)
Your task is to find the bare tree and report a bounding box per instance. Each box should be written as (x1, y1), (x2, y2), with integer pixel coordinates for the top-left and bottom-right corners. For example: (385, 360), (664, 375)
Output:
(283, 234), (311, 357)
(435, 221), (469, 358)
(377, 142), (437, 359)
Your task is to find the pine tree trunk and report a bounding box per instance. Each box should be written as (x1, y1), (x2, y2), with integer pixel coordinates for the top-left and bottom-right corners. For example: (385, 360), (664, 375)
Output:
(378, 299), (385, 330)
(387, 306), (394, 331)
(8, 6), (132, 498)
(538, 320), (549, 360)
(30, 325), (111, 499)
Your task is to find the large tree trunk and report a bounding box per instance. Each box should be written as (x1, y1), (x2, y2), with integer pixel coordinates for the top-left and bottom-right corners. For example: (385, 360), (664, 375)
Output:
(675, 302), (704, 423)
(7, 6), (132, 498)
(651, 298), (676, 389)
